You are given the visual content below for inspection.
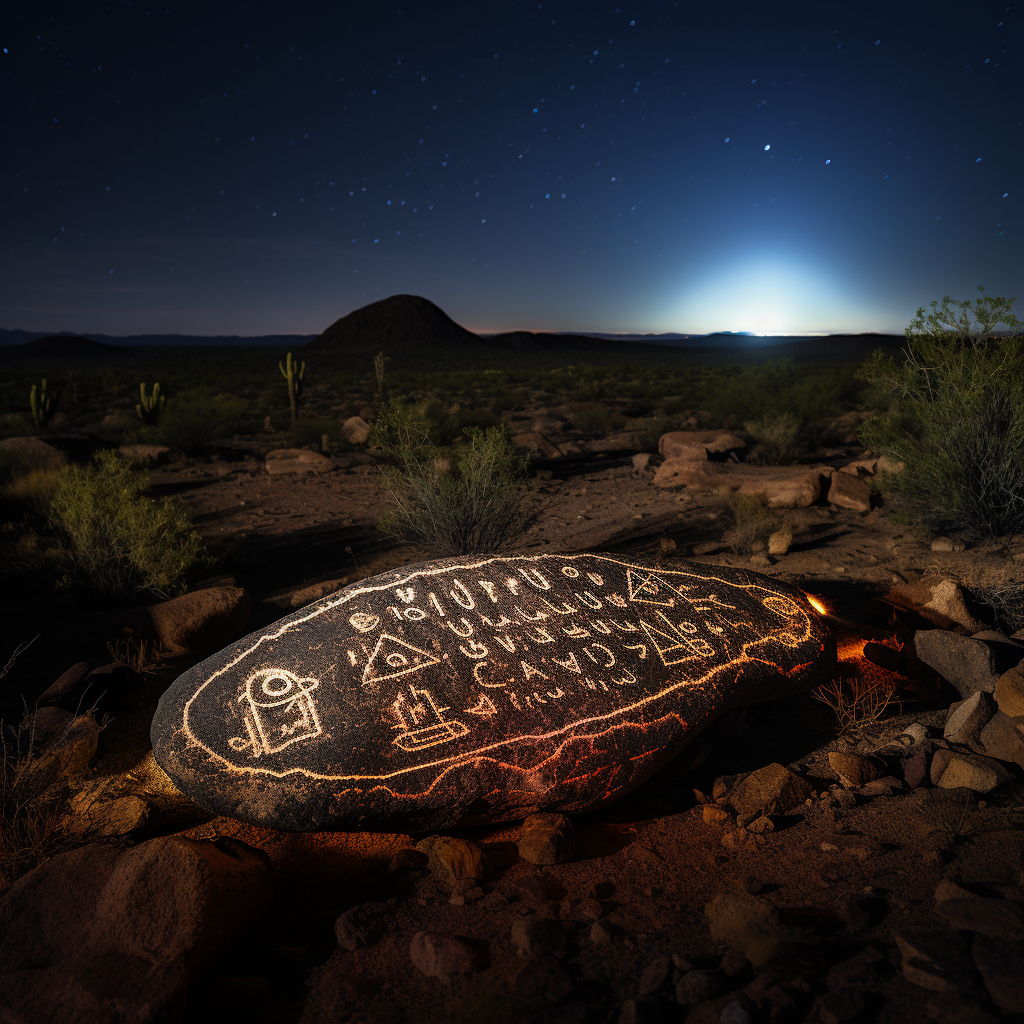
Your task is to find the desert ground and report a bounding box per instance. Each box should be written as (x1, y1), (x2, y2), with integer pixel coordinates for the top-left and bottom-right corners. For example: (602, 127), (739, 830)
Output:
(0, 325), (1021, 1024)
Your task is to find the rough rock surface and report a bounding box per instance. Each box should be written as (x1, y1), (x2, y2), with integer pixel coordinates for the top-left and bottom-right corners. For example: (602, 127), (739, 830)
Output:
(341, 416), (372, 444)
(139, 585), (252, 656)
(0, 435), (67, 473)
(723, 763), (812, 817)
(265, 448), (335, 475)
(827, 470), (871, 512)
(657, 431), (746, 461)
(913, 631), (998, 698)
(0, 836), (273, 1024)
(151, 553), (835, 831)
(652, 461), (828, 508)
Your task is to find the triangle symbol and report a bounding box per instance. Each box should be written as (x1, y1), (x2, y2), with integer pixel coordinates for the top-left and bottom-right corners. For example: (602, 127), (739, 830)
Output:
(639, 617), (693, 667)
(626, 568), (680, 607)
(362, 633), (441, 684)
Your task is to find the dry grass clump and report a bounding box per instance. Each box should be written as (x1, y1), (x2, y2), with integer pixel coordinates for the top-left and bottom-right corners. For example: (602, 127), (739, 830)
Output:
(927, 562), (1024, 634)
(812, 672), (898, 733)
(2, 466), (63, 517)
(715, 491), (788, 555)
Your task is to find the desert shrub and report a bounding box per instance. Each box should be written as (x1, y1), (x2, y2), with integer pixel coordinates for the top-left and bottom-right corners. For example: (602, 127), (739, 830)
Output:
(743, 412), (803, 465)
(569, 403), (626, 438)
(707, 359), (858, 437)
(489, 388), (531, 415)
(49, 449), (209, 601)
(716, 491), (787, 554)
(660, 396), (690, 417)
(2, 467), (62, 517)
(156, 392), (250, 454)
(377, 425), (531, 556)
(858, 287), (1024, 537)
(812, 674), (897, 733)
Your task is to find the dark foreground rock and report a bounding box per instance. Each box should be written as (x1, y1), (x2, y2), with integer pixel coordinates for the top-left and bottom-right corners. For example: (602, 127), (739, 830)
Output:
(0, 836), (273, 1024)
(151, 553), (835, 831)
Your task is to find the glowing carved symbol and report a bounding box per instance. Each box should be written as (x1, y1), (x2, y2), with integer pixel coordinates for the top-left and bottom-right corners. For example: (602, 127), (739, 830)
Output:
(762, 595), (801, 618)
(362, 634), (441, 685)
(391, 685), (469, 752)
(229, 668), (322, 758)
(639, 613), (715, 665)
(349, 612), (380, 633)
(464, 693), (498, 717)
(626, 569), (680, 607)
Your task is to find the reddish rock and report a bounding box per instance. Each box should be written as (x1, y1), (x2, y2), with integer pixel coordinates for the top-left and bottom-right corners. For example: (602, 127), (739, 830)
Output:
(653, 461), (827, 507)
(0, 836), (273, 1024)
(658, 430), (746, 461)
(827, 470), (871, 512)
(140, 585), (251, 656)
(265, 448), (335, 475)
(887, 578), (986, 633)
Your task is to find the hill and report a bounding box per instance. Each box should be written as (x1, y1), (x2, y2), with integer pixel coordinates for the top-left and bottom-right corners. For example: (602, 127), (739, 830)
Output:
(307, 294), (481, 352)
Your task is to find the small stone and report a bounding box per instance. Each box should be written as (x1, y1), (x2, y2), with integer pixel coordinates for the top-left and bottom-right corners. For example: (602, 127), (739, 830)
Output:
(888, 579), (986, 633)
(978, 711), (1024, 768)
(704, 804), (732, 824)
(935, 898), (1024, 941)
(934, 879), (976, 903)
(828, 751), (883, 789)
(943, 691), (995, 749)
(931, 537), (955, 552)
(577, 897), (604, 920)
(903, 749), (929, 788)
(138, 585), (251, 656)
(416, 836), (491, 884)
(65, 782), (149, 837)
(334, 903), (384, 951)
(899, 722), (931, 747)
(828, 471), (871, 512)
(720, 999), (751, 1024)
(767, 530), (792, 556)
(837, 895), (871, 932)
(719, 950), (751, 978)
(675, 969), (722, 1005)
(264, 448), (335, 475)
(705, 891), (811, 968)
(746, 816), (774, 836)
(638, 955), (672, 996)
(913, 631), (998, 699)
(511, 915), (566, 957)
(932, 751), (1014, 792)
(726, 763), (813, 817)
(387, 848), (429, 874)
(994, 664), (1024, 717)
(660, 536), (677, 555)
(38, 662), (91, 707)
(631, 453), (652, 473)
(518, 812), (575, 866)
(589, 921), (613, 944)
(341, 416), (372, 445)
(894, 928), (978, 993)
(409, 931), (485, 982)
(971, 936), (1024, 1013)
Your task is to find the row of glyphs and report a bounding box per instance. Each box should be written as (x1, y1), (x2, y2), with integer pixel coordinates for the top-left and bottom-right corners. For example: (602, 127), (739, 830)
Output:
(225, 564), (809, 760)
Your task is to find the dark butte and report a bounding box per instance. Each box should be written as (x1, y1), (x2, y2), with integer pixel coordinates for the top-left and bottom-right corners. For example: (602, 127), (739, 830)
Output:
(151, 554), (836, 831)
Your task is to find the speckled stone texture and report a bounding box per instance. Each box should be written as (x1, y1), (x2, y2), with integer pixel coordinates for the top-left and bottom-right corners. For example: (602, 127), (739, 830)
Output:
(151, 553), (835, 831)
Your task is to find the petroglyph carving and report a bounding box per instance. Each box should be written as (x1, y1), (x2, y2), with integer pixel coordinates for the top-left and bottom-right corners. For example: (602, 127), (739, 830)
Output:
(153, 553), (836, 832)
(229, 668), (322, 757)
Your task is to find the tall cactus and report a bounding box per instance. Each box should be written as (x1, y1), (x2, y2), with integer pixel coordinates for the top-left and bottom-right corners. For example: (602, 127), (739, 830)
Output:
(279, 351), (306, 429)
(29, 378), (59, 428)
(136, 382), (166, 424)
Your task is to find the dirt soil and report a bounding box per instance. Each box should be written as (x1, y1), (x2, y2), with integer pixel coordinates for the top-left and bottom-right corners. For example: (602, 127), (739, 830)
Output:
(5, 434), (1024, 1024)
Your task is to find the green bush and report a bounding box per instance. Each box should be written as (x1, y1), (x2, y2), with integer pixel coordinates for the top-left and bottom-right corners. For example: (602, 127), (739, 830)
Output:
(743, 412), (803, 465)
(858, 287), (1024, 537)
(155, 392), (250, 455)
(49, 449), (209, 601)
(569, 403), (626, 438)
(377, 425), (531, 556)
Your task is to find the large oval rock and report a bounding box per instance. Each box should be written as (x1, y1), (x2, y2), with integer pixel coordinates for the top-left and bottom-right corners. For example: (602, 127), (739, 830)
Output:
(151, 554), (835, 831)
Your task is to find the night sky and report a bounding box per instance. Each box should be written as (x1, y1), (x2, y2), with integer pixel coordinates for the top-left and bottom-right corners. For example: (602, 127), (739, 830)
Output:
(4, 2), (1021, 338)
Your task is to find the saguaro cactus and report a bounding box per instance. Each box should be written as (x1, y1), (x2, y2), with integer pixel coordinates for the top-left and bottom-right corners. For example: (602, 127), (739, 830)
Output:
(29, 378), (59, 428)
(279, 352), (306, 429)
(136, 382), (166, 424)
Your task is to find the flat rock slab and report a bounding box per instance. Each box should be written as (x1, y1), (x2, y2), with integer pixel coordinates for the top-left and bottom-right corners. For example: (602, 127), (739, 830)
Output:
(152, 554), (835, 831)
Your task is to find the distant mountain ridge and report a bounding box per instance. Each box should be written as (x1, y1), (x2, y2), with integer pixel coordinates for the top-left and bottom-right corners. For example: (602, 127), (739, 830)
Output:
(2, 295), (905, 352)
(0, 328), (315, 349)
